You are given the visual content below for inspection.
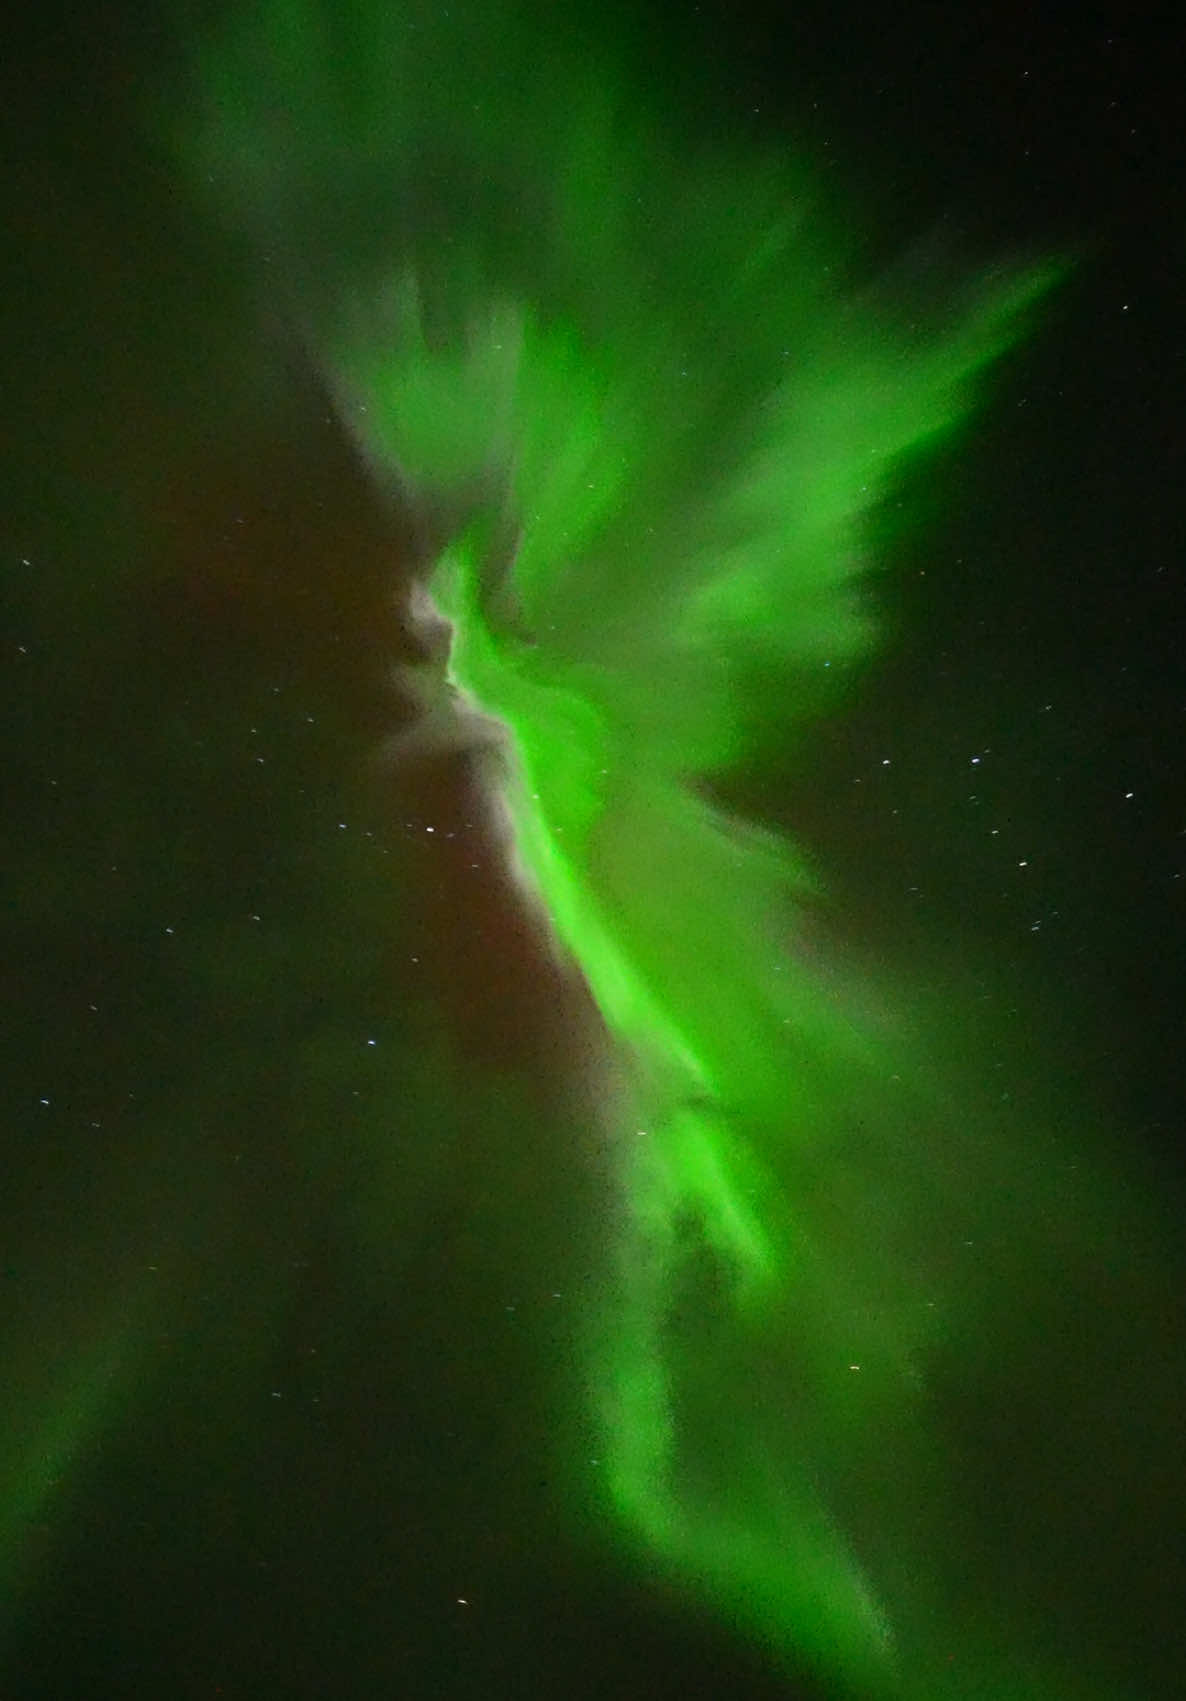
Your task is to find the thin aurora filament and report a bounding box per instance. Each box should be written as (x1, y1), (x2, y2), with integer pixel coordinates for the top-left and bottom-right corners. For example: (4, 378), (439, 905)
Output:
(172, 4), (1139, 1696)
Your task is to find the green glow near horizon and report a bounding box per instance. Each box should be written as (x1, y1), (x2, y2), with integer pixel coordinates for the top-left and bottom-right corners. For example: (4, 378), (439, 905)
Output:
(178, 6), (1119, 1696)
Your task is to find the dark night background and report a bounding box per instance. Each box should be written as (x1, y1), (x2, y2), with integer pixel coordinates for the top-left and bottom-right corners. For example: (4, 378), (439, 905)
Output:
(2, 2), (1184, 1698)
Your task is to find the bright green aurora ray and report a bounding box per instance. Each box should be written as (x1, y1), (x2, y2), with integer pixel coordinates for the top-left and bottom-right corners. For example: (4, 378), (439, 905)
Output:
(177, 5), (1158, 1698)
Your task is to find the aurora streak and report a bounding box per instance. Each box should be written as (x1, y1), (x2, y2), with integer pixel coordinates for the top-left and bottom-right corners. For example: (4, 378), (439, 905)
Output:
(170, 4), (1170, 1697)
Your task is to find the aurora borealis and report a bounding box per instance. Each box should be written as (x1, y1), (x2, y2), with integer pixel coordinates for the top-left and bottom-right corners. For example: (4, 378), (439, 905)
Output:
(2, 1), (1184, 1697)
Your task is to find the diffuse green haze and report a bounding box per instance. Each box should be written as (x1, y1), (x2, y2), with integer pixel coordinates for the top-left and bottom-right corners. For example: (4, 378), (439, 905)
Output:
(0, 1289), (146, 1636)
(177, 4), (1172, 1698)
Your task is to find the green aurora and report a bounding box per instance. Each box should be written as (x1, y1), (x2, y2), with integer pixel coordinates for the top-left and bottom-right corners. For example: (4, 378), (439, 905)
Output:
(79, 2), (1180, 1696)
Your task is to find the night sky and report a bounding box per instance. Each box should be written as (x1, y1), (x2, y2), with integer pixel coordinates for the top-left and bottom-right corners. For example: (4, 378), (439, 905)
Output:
(2, 3), (1184, 1698)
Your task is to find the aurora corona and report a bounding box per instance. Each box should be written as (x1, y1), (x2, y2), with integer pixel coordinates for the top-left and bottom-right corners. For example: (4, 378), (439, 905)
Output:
(177, 5), (1118, 1696)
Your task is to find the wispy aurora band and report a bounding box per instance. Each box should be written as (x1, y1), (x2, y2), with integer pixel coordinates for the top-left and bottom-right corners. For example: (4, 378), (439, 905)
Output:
(189, 3), (1071, 1693)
